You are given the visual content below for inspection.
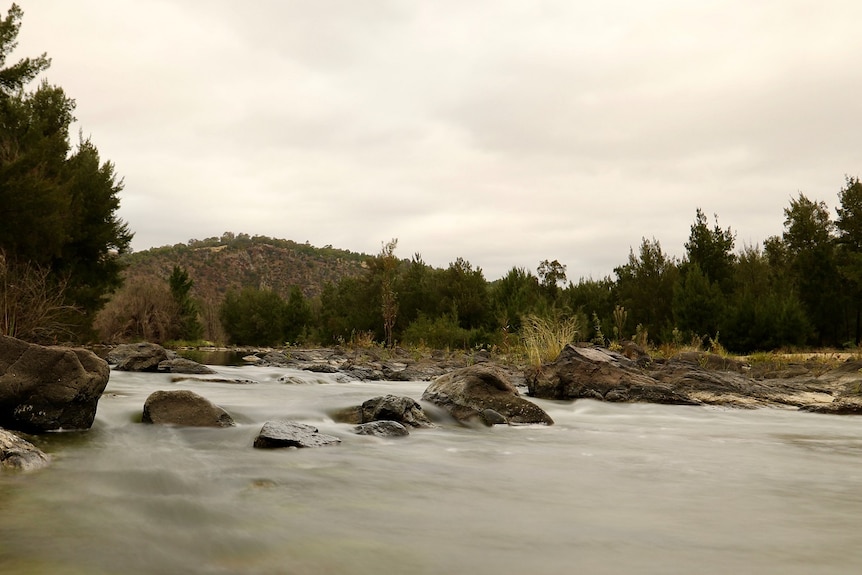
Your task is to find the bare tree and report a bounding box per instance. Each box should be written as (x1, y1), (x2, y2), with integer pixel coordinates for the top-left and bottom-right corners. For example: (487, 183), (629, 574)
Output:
(379, 239), (399, 348)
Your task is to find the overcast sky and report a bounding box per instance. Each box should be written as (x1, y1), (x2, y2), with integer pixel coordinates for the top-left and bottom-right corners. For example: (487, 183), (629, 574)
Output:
(14, 0), (862, 280)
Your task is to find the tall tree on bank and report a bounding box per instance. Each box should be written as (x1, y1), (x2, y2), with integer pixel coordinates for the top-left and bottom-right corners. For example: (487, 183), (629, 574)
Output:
(836, 176), (862, 344)
(780, 193), (843, 346)
(614, 237), (678, 341)
(674, 209), (735, 339)
(0, 4), (132, 340)
(378, 238), (399, 348)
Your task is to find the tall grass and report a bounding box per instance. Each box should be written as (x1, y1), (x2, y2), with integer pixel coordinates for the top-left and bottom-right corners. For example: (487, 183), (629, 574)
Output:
(521, 314), (581, 367)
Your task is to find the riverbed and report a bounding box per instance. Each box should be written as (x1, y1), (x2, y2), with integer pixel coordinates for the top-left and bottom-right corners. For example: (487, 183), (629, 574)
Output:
(2, 364), (861, 574)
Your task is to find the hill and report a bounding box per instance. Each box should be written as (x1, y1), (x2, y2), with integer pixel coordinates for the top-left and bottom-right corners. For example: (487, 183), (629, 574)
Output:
(122, 232), (371, 303)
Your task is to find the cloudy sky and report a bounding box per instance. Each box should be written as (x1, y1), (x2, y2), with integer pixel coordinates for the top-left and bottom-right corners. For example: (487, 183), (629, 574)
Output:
(14, 0), (862, 280)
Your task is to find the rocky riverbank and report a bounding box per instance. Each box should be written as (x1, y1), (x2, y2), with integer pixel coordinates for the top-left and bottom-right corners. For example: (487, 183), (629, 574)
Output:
(164, 342), (862, 412)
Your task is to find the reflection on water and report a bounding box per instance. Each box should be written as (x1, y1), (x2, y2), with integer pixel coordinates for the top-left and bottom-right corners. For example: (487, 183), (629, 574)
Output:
(2, 366), (862, 574)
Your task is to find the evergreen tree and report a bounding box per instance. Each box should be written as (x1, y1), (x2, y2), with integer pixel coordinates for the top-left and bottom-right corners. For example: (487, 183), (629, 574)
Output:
(614, 238), (678, 341)
(683, 208), (736, 291)
(283, 285), (311, 343)
(836, 176), (862, 344)
(780, 193), (844, 346)
(168, 265), (202, 341)
(0, 4), (132, 339)
(219, 287), (286, 346)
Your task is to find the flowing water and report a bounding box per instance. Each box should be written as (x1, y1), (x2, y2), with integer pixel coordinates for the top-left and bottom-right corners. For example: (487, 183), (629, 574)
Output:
(2, 364), (862, 574)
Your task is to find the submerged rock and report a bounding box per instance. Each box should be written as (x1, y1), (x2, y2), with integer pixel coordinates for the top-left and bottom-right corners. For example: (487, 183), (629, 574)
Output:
(108, 342), (170, 372)
(253, 420), (341, 448)
(0, 428), (50, 472)
(423, 364), (553, 425)
(157, 357), (216, 374)
(354, 420), (410, 437)
(141, 390), (235, 427)
(0, 335), (110, 433)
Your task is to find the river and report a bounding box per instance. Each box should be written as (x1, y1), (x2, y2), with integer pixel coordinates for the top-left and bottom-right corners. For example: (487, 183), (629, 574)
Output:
(2, 364), (861, 574)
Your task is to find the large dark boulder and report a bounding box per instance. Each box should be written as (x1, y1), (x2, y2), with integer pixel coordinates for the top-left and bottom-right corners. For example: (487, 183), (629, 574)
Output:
(422, 365), (553, 425)
(0, 335), (110, 432)
(253, 420), (341, 448)
(526, 344), (698, 405)
(108, 342), (170, 371)
(141, 390), (235, 427)
(0, 428), (50, 471)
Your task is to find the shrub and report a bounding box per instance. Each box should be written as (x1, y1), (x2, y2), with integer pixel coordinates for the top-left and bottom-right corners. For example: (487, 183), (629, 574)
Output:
(93, 275), (178, 343)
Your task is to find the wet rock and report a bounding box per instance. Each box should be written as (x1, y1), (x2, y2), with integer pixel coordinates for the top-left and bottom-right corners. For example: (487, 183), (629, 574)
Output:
(141, 390), (235, 427)
(525, 344), (698, 405)
(253, 420), (341, 448)
(303, 364), (338, 373)
(800, 397), (862, 415)
(423, 365), (553, 425)
(0, 428), (50, 471)
(158, 358), (216, 374)
(479, 409), (508, 426)
(354, 420), (410, 437)
(0, 335), (110, 432)
(170, 376), (258, 385)
(108, 342), (170, 372)
(333, 395), (435, 427)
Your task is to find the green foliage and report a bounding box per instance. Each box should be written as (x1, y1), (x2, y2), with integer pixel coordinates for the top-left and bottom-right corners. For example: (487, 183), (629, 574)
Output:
(402, 313), (485, 350)
(0, 4), (50, 94)
(283, 285), (312, 343)
(672, 262), (725, 340)
(0, 5), (132, 340)
(684, 208), (735, 291)
(489, 266), (544, 332)
(439, 257), (489, 330)
(219, 287), (287, 346)
(168, 265), (203, 341)
(614, 237), (678, 339)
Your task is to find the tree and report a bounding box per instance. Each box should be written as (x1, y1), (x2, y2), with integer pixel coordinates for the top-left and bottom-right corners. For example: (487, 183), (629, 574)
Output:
(168, 265), (202, 341)
(489, 266), (543, 331)
(283, 285), (311, 343)
(780, 193), (843, 345)
(614, 238), (678, 341)
(0, 4), (49, 94)
(219, 287), (286, 346)
(672, 262), (725, 340)
(684, 208), (735, 291)
(722, 244), (811, 351)
(439, 257), (489, 330)
(836, 176), (862, 344)
(0, 4), (132, 340)
(378, 238), (399, 348)
(537, 259), (567, 302)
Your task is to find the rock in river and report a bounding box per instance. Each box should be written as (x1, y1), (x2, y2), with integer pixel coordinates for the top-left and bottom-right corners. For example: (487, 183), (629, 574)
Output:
(0, 428), (50, 472)
(422, 364), (553, 425)
(142, 390), (235, 427)
(253, 420), (341, 448)
(0, 335), (110, 433)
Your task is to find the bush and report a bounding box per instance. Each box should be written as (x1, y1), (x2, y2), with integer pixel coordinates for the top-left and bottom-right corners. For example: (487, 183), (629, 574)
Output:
(402, 313), (486, 349)
(93, 275), (179, 343)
